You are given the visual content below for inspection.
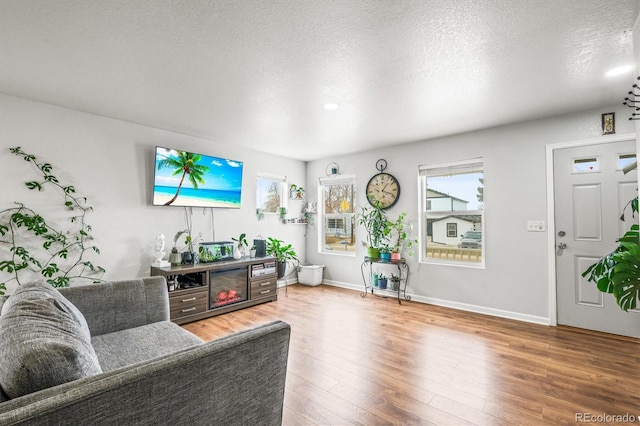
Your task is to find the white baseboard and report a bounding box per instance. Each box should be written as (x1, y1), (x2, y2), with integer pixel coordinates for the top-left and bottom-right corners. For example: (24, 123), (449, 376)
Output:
(321, 279), (551, 326)
(277, 277), (298, 287)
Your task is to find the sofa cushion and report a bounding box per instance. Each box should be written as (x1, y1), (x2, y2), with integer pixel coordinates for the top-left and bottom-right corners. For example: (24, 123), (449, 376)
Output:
(0, 281), (103, 399)
(91, 321), (203, 371)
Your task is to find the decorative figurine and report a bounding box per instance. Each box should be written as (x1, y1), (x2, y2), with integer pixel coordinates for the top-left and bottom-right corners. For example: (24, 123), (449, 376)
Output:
(152, 233), (170, 267)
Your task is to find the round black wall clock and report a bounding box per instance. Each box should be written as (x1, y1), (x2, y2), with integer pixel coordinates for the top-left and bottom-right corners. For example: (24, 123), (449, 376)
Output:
(366, 159), (400, 209)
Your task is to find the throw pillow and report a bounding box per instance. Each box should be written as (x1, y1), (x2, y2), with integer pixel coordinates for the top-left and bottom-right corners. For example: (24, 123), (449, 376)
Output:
(0, 281), (102, 399)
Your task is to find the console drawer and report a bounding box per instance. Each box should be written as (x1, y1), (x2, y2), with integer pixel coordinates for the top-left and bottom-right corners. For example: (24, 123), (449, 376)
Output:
(250, 277), (277, 299)
(169, 288), (208, 319)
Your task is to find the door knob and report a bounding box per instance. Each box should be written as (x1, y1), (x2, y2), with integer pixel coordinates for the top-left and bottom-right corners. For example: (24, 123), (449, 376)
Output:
(557, 243), (567, 249)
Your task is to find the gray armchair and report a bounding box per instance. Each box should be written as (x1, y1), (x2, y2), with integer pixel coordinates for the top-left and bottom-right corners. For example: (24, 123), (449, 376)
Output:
(0, 277), (291, 425)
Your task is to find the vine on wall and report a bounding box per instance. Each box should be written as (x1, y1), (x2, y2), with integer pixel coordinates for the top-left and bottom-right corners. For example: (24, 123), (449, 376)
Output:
(0, 147), (105, 295)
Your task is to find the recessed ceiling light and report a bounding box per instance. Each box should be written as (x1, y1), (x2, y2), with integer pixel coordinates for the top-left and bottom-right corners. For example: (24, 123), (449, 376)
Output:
(324, 103), (338, 110)
(605, 65), (634, 77)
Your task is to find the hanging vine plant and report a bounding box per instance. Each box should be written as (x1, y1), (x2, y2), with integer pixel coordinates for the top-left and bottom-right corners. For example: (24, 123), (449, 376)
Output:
(0, 147), (105, 295)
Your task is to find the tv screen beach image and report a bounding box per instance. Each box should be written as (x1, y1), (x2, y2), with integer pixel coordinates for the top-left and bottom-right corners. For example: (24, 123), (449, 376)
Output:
(153, 147), (243, 208)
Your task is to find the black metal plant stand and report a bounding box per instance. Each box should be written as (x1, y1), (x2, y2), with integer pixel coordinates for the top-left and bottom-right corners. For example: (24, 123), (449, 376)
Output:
(360, 256), (410, 304)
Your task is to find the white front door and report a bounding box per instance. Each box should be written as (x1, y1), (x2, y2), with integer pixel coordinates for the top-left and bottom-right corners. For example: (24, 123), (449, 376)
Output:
(554, 140), (640, 338)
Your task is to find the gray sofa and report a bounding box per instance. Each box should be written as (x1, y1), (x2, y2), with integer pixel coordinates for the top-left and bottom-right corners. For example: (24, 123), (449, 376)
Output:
(0, 277), (291, 425)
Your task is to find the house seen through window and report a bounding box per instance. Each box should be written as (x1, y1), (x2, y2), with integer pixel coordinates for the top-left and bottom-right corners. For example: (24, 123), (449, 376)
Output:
(320, 176), (355, 255)
(419, 158), (484, 266)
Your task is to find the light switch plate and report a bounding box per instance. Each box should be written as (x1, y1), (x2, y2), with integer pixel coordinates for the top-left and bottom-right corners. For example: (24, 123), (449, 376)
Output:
(527, 221), (545, 232)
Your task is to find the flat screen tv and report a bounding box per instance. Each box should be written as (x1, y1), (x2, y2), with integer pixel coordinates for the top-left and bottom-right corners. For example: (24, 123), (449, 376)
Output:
(153, 146), (243, 208)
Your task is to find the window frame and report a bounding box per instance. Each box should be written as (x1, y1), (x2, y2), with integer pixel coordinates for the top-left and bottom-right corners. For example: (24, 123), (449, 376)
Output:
(256, 173), (287, 214)
(419, 158), (485, 268)
(446, 222), (458, 238)
(319, 175), (356, 256)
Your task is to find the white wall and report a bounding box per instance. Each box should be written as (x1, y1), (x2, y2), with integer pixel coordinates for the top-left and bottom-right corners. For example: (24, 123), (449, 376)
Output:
(2, 92), (635, 325)
(0, 94), (306, 294)
(305, 103), (635, 323)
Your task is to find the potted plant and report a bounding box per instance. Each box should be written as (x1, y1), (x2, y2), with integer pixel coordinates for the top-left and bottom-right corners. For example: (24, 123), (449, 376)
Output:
(582, 200), (640, 311)
(385, 211), (419, 257)
(379, 245), (391, 261)
(231, 233), (249, 258)
(266, 237), (298, 278)
(390, 247), (401, 261)
(289, 184), (305, 199)
(389, 274), (400, 290)
(278, 207), (287, 224)
(170, 230), (186, 266)
(249, 245), (257, 258)
(377, 273), (388, 289)
(357, 203), (389, 259)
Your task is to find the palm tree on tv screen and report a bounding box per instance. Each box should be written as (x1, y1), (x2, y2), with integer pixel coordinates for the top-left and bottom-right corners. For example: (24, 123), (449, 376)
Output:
(157, 151), (210, 205)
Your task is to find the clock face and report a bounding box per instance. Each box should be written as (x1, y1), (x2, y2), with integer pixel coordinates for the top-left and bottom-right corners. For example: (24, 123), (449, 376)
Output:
(366, 172), (400, 209)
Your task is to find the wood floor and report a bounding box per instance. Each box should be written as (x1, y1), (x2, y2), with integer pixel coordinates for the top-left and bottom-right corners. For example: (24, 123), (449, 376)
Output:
(182, 285), (640, 425)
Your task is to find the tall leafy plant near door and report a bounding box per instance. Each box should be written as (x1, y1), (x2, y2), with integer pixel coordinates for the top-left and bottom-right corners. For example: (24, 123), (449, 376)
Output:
(0, 147), (105, 295)
(582, 195), (640, 311)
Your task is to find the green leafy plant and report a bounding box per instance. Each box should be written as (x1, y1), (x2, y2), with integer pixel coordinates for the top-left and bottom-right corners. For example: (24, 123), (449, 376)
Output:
(384, 211), (419, 256)
(582, 196), (640, 311)
(266, 237), (298, 263)
(357, 203), (389, 248)
(231, 233), (248, 249)
(0, 147), (106, 294)
(278, 207), (287, 223)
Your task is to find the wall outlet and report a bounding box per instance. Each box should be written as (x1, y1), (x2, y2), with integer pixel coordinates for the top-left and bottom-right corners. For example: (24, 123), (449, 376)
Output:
(527, 221), (545, 232)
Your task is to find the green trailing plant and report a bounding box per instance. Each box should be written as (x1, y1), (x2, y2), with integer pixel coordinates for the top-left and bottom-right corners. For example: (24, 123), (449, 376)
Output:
(278, 207), (287, 223)
(0, 147), (106, 295)
(582, 196), (640, 311)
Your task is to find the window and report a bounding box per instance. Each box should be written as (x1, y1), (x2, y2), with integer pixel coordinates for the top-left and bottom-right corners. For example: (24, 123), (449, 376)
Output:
(446, 223), (457, 238)
(320, 176), (356, 255)
(573, 157), (599, 173)
(618, 153), (636, 171)
(256, 174), (286, 214)
(419, 158), (484, 266)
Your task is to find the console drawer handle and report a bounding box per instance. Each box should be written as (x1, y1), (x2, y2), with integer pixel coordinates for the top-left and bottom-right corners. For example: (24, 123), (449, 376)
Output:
(181, 297), (197, 302)
(260, 281), (272, 286)
(260, 290), (271, 294)
(181, 307), (196, 313)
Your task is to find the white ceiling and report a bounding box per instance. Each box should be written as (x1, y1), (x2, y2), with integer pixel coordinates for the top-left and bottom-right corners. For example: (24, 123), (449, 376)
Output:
(1, 0), (639, 161)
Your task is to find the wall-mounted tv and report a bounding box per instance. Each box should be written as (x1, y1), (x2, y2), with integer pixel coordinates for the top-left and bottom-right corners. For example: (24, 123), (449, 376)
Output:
(153, 146), (243, 208)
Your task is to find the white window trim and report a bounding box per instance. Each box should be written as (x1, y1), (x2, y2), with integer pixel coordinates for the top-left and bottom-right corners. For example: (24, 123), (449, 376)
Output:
(419, 158), (485, 268)
(319, 174), (356, 257)
(256, 172), (287, 214)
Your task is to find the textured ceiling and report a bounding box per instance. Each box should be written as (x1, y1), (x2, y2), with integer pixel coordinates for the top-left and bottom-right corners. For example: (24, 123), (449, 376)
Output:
(1, 0), (639, 161)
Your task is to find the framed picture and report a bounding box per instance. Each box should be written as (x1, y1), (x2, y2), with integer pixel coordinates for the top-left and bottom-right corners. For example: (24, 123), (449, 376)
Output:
(602, 112), (615, 135)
